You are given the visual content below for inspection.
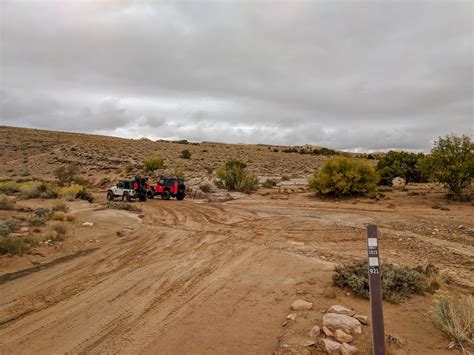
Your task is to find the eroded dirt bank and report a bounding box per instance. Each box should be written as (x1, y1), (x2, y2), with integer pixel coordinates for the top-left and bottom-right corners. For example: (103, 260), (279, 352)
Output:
(0, 190), (472, 354)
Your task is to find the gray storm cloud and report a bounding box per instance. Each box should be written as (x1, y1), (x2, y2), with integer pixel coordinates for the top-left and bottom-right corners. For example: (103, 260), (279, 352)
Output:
(0, 0), (472, 151)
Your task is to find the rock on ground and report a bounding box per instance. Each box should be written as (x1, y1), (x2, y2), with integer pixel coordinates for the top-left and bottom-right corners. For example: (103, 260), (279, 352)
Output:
(323, 313), (362, 335)
(308, 325), (321, 339)
(334, 329), (353, 343)
(291, 299), (313, 311)
(319, 338), (341, 354)
(340, 342), (359, 355)
(392, 177), (406, 189)
(322, 326), (334, 337)
(353, 314), (368, 325)
(328, 305), (355, 316)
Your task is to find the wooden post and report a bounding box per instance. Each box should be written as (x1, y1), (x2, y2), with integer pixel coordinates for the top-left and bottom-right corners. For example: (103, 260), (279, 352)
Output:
(367, 224), (386, 355)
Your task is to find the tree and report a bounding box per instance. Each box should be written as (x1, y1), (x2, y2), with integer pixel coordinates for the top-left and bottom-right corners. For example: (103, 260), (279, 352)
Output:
(377, 151), (427, 185)
(309, 156), (378, 197)
(420, 134), (473, 200)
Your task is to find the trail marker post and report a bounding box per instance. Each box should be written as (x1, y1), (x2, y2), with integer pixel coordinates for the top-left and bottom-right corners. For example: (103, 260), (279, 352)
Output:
(367, 224), (386, 355)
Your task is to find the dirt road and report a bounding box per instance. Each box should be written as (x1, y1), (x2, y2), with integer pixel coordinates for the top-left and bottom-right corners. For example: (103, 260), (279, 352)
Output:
(0, 191), (472, 354)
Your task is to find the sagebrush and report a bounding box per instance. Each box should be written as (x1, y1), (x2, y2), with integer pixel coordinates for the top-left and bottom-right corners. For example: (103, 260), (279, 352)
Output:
(333, 259), (440, 303)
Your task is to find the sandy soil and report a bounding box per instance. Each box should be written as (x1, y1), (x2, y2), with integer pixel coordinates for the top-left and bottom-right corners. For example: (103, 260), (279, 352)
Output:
(0, 187), (472, 354)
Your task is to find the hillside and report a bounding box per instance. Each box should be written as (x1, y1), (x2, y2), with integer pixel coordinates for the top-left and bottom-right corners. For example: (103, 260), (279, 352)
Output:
(0, 125), (333, 184)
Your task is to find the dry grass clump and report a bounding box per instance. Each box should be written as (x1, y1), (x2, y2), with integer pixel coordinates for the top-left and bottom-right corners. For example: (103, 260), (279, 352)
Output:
(216, 160), (258, 194)
(0, 194), (15, 210)
(0, 235), (38, 255)
(432, 291), (473, 352)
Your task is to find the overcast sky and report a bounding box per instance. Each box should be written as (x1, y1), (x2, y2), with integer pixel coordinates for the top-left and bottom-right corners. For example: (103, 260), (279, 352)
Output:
(0, 0), (472, 151)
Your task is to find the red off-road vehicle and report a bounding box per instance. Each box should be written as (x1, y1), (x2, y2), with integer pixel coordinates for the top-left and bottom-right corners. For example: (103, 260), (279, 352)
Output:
(148, 177), (186, 200)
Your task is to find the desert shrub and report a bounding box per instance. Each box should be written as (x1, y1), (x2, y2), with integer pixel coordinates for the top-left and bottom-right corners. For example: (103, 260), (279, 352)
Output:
(0, 194), (15, 210)
(199, 183), (212, 193)
(173, 167), (185, 179)
(104, 201), (142, 212)
(0, 181), (20, 194)
(60, 184), (83, 201)
(143, 154), (164, 172)
(333, 259), (439, 304)
(432, 291), (473, 351)
(377, 151), (427, 185)
(124, 164), (134, 174)
(205, 166), (214, 175)
(18, 181), (43, 198)
(0, 236), (36, 255)
(52, 211), (66, 221)
(53, 224), (67, 235)
(4, 217), (21, 232)
(76, 188), (94, 203)
(39, 182), (61, 199)
(52, 202), (69, 212)
(65, 214), (76, 222)
(216, 160), (258, 193)
(54, 164), (80, 186)
(180, 149), (192, 159)
(272, 148), (279, 153)
(0, 224), (11, 237)
(281, 175), (290, 181)
(420, 134), (473, 200)
(309, 156), (378, 197)
(28, 215), (47, 226)
(33, 207), (52, 218)
(262, 179), (277, 188)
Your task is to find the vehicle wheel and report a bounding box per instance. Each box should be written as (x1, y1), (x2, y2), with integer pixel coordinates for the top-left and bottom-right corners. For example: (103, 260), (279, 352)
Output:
(139, 194), (147, 202)
(107, 191), (114, 201)
(123, 192), (131, 202)
(176, 193), (185, 201)
(162, 190), (171, 200)
(147, 190), (154, 199)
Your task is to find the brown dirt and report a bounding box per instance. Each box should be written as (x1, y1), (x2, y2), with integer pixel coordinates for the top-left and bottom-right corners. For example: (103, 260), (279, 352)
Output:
(0, 187), (472, 354)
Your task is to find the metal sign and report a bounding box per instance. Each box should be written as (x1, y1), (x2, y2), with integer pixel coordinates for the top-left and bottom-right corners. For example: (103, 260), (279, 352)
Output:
(367, 224), (386, 355)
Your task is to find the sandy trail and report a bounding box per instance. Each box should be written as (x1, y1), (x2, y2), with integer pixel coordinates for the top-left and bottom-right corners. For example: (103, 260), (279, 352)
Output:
(0, 193), (472, 354)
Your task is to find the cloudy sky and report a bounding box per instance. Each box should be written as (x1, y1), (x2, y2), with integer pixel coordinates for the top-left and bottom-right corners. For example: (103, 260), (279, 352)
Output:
(0, 0), (472, 151)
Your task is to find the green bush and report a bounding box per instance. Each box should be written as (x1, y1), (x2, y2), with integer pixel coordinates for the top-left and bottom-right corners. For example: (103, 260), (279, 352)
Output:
(180, 149), (192, 159)
(0, 194), (15, 210)
(0, 235), (37, 255)
(262, 179), (277, 188)
(281, 175), (290, 181)
(0, 224), (11, 237)
(143, 154), (164, 172)
(420, 134), (473, 200)
(309, 156), (378, 197)
(377, 151), (427, 185)
(333, 259), (440, 304)
(431, 291), (473, 351)
(216, 160), (258, 193)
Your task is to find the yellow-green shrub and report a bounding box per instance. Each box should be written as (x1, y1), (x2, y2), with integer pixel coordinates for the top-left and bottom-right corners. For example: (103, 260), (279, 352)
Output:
(59, 184), (84, 201)
(143, 154), (164, 172)
(309, 156), (378, 197)
(52, 211), (66, 221)
(18, 181), (43, 198)
(0, 194), (15, 210)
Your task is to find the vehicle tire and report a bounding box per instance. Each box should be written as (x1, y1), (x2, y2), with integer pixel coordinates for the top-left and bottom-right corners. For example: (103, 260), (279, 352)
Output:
(162, 190), (171, 200)
(139, 194), (147, 202)
(176, 193), (185, 201)
(107, 191), (114, 201)
(147, 190), (154, 199)
(123, 192), (131, 202)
